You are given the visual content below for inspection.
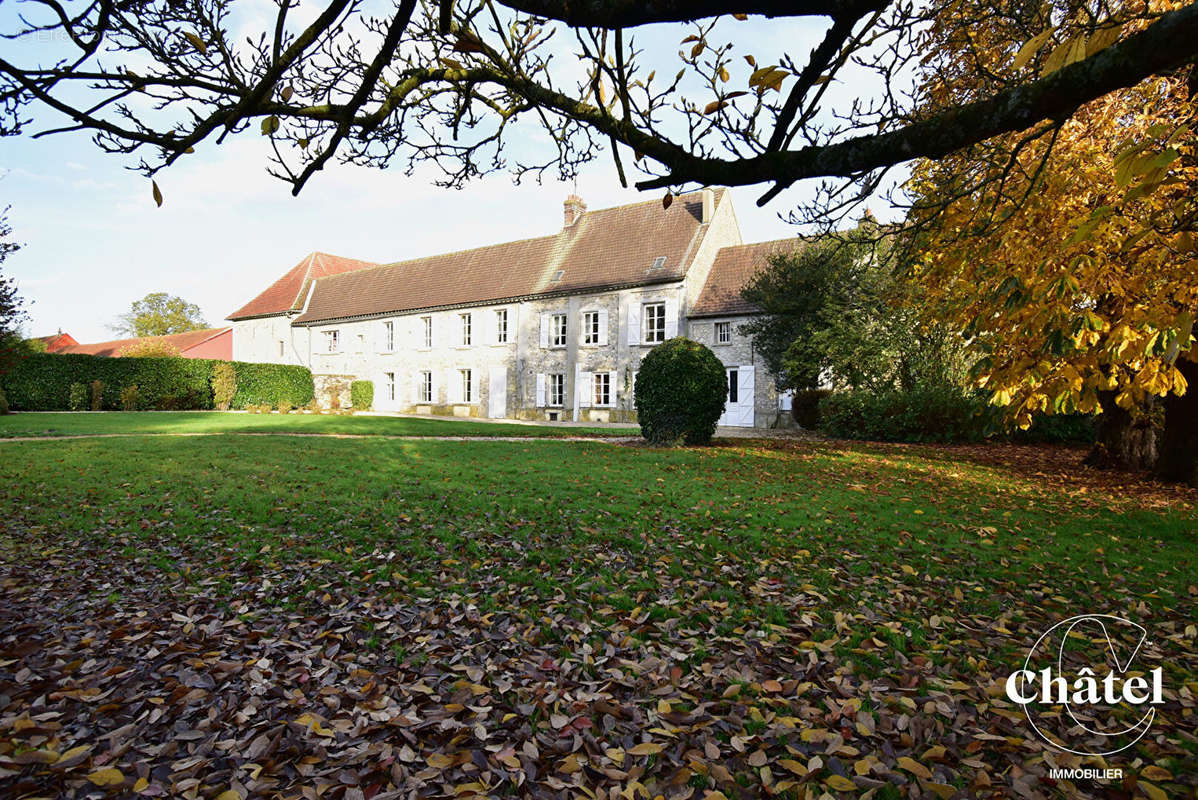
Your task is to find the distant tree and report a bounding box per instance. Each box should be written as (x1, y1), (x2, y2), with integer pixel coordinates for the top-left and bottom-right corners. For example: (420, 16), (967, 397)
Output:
(112, 293), (208, 338)
(0, 206), (27, 382)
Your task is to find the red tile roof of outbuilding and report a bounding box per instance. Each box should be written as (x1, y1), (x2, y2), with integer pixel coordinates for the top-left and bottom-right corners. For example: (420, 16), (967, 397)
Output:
(227, 252), (379, 320)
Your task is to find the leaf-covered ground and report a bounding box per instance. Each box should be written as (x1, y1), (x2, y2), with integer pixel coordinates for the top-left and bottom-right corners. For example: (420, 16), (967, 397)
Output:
(0, 430), (1195, 799)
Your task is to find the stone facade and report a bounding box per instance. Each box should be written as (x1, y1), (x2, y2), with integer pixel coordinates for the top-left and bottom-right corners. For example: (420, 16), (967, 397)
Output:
(228, 189), (792, 427)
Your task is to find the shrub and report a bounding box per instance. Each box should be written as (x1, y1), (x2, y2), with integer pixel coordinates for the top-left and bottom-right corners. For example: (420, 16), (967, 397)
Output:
(68, 383), (88, 411)
(634, 338), (727, 446)
(231, 362), (314, 408)
(818, 385), (990, 443)
(1010, 413), (1097, 444)
(0, 387), (8, 416)
(0, 353), (314, 411)
(120, 384), (140, 411)
(120, 340), (182, 358)
(791, 389), (832, 429)
(350, 380), (374, 411)
(90, 379), (105, 411)
(212, 362), (236, 410)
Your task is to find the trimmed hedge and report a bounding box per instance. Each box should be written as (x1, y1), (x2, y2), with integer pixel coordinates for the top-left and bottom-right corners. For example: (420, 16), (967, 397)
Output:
(350, 380), (374, 411)
(231, 362), (314, 408)
(818, 386), (1097, 444)
(819, 386), (991, 443)
(634, 338), (727, 446)
(1, 353), (314, 411)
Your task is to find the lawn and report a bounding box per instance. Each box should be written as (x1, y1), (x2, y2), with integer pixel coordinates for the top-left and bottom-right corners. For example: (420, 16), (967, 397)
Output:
(0, 410), (632, 439)
(0, 425), (1194, 798)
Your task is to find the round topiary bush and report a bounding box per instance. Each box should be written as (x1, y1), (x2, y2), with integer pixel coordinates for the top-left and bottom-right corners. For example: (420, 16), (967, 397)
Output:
(634, 337), (727, 445)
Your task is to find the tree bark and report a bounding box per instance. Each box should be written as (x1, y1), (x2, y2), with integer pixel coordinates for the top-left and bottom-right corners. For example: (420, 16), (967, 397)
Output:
(1155, 355), (1198, 486)
(1085, 392), (1159, 471)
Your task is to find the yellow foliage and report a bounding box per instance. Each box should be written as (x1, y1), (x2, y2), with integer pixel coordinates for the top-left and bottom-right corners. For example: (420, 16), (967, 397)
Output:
(909, 33), (1197, 421)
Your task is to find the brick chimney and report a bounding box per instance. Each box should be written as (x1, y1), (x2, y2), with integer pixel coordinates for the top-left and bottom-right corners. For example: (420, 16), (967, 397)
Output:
(563, 193), (587, 228)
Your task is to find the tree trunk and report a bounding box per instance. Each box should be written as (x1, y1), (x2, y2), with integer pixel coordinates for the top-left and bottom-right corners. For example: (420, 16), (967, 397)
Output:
(1085, 392), (1159, 471)
(1155, 355), (1198, 486)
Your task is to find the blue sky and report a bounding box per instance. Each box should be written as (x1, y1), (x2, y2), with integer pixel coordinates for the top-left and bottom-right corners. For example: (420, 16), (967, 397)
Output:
(0, 6), (902, 343)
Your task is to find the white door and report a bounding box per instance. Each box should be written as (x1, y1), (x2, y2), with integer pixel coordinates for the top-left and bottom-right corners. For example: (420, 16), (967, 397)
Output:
(488, 366), (507, 419)
(718, 366), (755, 427)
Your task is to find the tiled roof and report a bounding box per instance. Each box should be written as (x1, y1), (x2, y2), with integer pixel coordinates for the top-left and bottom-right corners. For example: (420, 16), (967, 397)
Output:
(227, 252), (379, 320)
(31, 332), (78, 352)
(690, 237), (806, 317)
(291, 190), (724, 325)
(59, 327), (232, 357)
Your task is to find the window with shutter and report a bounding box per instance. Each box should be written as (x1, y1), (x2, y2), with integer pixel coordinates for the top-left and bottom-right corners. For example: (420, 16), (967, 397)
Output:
(550, 374), (565, 406)
(495, 309), (509, 344)
(643, 303), (666, 343)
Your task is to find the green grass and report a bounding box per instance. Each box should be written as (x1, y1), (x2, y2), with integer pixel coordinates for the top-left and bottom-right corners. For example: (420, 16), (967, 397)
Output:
(1, 433), (1193, 623)
(2, 431), (1195, 795)
(0, 410), (631, 438)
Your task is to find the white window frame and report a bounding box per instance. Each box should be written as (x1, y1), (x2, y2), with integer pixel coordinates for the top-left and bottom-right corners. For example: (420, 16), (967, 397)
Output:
(421, 316), (433, 349)
(549, 373), (565, 407)
(419, 371), (433, 403)
(459, 368), (474, 403)
(384, 371), (395, 401)
(582, 310), (600, 345)
(592, 372), (612, 407)
(323, 329), (340, 353)
(550, 313), (568, 348)
(495, 309), (509, 344)
(460, 312), (472, 346)
(383, 321), (395, 352)
(643, 302), (666, 344)
(715, 321), (731, 345)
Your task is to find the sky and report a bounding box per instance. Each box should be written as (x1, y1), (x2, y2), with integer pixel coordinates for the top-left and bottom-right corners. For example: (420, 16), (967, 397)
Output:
(0, 5), (905, 343)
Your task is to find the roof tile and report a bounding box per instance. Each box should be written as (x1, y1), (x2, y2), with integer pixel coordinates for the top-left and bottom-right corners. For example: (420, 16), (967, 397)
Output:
(291, 190), (723, 324)
(227, 252), (378, 320)
(690, 238), (805, 317)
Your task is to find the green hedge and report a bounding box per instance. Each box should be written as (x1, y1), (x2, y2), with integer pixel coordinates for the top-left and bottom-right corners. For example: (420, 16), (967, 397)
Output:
(791, 388), (832, 430)
(634, 338), (727, 445)
(1, 353), (314, 411)
(350, 380), (373, 411)
(231, 362), (314, 408)
(818, 386), (1096, 444)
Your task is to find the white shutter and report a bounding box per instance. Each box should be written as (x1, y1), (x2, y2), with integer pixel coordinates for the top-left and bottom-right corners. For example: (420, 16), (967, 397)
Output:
(411, 373), (420, 404)
(597, 309), (609, 346)
(627, 301), (641, 346)
(484, 310), (495, 345)
(446, 370), (456, 404)
(540, 314), (550, 348)
(578, 371), (593, 408)
(608, 371), (618, 407)
(664, 298), (678, 339)
(535, 373), (546, 407)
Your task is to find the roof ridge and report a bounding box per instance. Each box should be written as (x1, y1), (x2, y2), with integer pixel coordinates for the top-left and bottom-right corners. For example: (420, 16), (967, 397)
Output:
(306, 189), (717, 285)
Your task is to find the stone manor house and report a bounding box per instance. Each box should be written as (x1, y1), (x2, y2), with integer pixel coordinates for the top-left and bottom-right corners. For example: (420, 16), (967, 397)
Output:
(227, 188), (798, 428)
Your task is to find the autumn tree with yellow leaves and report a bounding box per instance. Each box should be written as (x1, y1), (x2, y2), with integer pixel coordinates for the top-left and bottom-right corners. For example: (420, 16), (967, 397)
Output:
(907, 1), (1198, 484)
